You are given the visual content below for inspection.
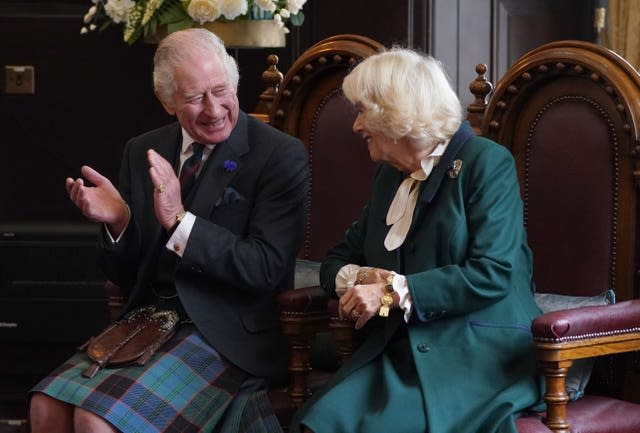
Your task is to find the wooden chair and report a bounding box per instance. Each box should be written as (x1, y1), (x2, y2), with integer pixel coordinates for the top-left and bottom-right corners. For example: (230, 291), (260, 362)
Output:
(250, 34), (384, 426)
(466, 40), (640, 432)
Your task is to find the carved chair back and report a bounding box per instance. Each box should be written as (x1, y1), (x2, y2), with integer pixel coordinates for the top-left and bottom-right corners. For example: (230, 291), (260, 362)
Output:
(471, 40), (640, 302)
(468, 40), (640, 433)
(267, 35), (383, 261)
(250, 35), (385, 417)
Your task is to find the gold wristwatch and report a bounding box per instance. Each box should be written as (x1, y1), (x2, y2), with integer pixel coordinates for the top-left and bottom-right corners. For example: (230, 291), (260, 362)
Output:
(379, 274), (395, 317)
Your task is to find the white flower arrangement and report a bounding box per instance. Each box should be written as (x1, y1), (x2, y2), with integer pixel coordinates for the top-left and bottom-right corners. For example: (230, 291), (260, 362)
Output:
(81, 0), (307, 45)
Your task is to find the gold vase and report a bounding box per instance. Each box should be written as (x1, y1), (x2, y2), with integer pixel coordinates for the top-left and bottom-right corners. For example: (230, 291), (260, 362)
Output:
(201, 20), (286, 48)
(146, 20), (286, 48)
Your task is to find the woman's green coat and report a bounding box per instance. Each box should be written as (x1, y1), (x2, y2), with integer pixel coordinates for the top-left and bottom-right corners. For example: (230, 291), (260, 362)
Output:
(293, 121), (544, 433)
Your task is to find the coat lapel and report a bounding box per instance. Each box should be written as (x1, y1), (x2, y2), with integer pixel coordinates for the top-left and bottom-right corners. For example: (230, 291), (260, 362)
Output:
(406, 121), (474, 246)
(187, 111), (250, 218)
(419, 120), (473, 205)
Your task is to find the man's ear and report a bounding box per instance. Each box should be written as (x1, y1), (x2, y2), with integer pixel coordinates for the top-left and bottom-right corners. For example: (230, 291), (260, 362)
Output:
(156, 90), (176, 116)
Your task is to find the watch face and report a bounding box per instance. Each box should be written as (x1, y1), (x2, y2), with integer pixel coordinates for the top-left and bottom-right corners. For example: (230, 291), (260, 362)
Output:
(381, 293), (394, 305)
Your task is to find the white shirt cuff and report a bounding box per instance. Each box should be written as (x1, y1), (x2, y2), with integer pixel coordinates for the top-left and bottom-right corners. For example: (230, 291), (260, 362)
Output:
(165, 211), (196, 257)
(393, 274), (413, 322)
(104, 224), (128, 243)
(335, 264), (367, 297)
(104, 204), (130, 243)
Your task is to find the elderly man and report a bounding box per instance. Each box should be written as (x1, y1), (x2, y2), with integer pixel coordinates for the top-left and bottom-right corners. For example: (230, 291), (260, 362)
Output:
(29, 28), (308, 433)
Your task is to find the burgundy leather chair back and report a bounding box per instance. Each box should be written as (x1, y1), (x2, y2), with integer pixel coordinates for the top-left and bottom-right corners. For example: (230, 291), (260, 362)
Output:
(479, 40), (640, 301)
(522, 97), (613, 297)
(270, 35), (383, 261)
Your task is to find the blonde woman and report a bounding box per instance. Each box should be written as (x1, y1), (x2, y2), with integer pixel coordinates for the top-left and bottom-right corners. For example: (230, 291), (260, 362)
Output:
(292, 49), (544, 433)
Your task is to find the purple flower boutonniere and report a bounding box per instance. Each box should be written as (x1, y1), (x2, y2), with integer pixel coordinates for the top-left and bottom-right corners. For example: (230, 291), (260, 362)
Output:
(223, 160), (238, 173)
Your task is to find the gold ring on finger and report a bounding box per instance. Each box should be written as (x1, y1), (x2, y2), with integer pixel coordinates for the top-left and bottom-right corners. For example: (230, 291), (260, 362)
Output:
(154, 184), (166, 194)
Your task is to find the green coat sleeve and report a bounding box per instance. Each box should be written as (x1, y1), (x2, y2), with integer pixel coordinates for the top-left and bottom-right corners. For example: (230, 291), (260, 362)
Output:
(407, 139), (535, 322)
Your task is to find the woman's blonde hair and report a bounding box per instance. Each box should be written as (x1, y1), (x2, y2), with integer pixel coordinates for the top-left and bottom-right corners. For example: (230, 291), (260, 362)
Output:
(342, 48), (463, 149)
(153, 28), (240, 105)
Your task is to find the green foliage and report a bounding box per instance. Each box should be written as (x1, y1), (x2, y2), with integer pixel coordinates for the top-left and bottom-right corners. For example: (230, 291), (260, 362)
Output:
(290, 11), (304, 26)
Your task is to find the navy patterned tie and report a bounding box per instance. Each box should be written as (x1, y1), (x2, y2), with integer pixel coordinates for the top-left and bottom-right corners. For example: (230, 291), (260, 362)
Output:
(179, 143), (204, 198)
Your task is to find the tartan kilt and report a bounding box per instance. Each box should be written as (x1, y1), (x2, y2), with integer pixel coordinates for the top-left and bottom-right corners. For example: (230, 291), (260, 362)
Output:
(31, 326), (282, 433)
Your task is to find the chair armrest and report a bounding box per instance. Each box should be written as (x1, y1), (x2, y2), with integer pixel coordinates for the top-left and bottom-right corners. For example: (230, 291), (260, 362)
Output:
(532, 299), (640, 360)
(327, 298), (366, 366)
(278, 285), (328, 314)
(277, 286), (329, 405)
(531, 299), (640, 433)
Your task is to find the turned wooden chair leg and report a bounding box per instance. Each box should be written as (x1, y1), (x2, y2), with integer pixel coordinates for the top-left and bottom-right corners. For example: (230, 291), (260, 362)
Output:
(540, 360), (572, 433)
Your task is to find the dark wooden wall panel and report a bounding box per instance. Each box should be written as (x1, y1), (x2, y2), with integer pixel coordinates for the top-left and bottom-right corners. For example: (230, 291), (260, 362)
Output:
(431, 0), (596, 109)
(0, 12), (169, 224)
(499, 0), (595, 76)
(303, 0), (412, 47)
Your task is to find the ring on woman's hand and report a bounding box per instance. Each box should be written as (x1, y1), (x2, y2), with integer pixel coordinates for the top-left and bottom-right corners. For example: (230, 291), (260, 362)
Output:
(357, 271), (368, 284)
(154, 184), (166, 194)
(351, 310), (361, 320)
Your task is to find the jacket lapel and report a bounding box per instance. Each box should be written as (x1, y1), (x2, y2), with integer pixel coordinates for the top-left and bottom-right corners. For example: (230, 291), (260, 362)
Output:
(419, 120), (473, 205)
(187, 111), (250, 218)
(407, 121), (474, 241)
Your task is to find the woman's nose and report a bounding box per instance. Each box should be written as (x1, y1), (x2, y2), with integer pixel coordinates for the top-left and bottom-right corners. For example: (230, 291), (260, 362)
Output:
(353, 113), (363, 133)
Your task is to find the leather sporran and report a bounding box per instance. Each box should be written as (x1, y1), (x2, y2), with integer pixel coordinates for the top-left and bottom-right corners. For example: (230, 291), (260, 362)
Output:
(80, 305), (179, 378)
